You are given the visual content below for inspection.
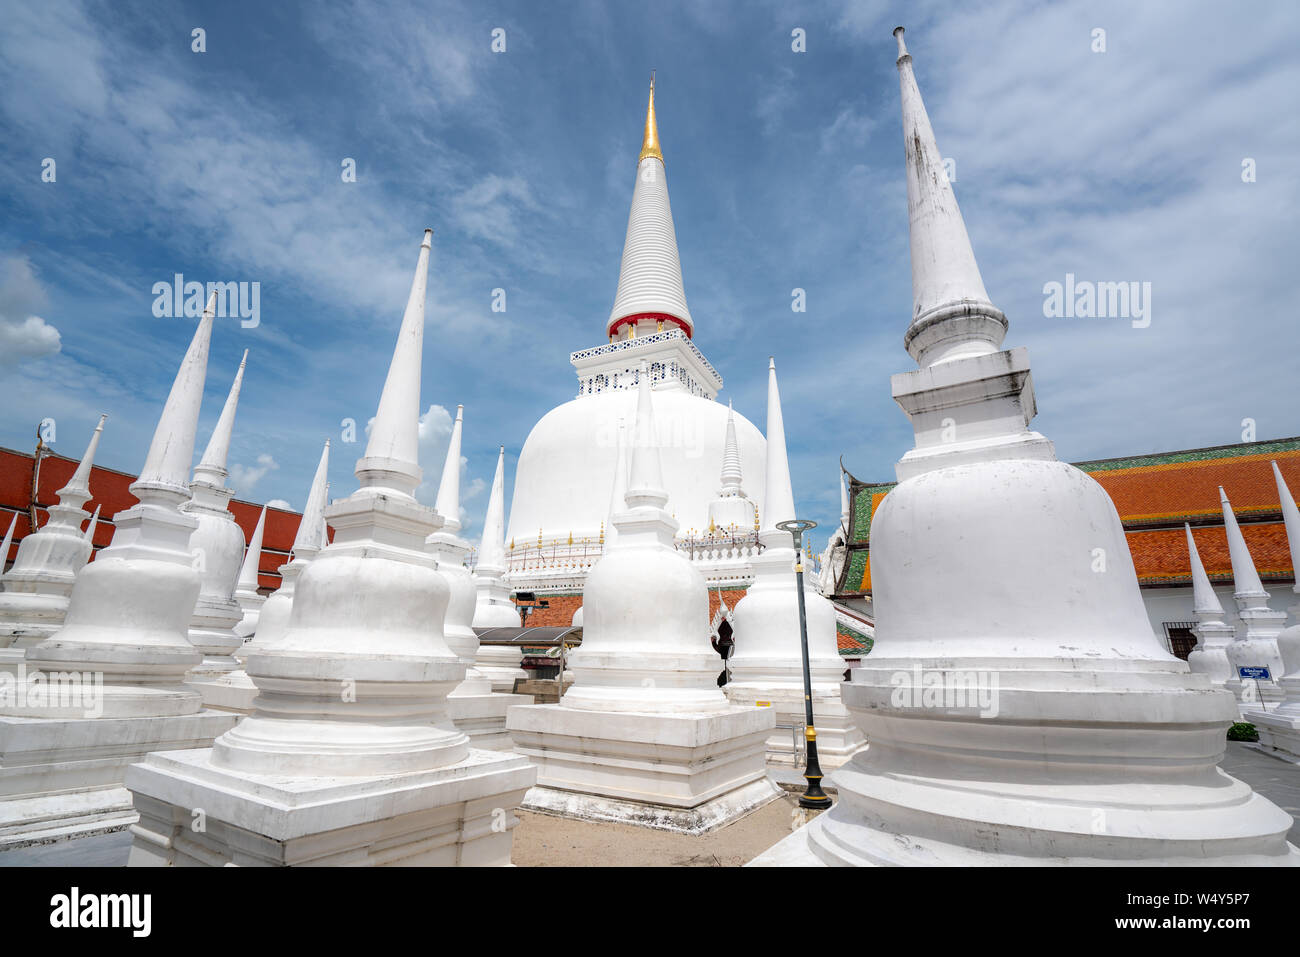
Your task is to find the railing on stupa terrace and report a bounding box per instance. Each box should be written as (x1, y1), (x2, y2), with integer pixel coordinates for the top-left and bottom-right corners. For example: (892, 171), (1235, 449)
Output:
(503, 528), (763, 592)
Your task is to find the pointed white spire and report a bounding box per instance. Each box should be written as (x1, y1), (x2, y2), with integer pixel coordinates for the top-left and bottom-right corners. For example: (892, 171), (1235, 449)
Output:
(0, 512), (15, 577)
(193, 349), (248, 487)
(83, 505), (101, 544)
(435, 405), (464, 535)
(718, 399), (744, 496)
(236, 505), (268, 592)
(1220, 487), (1269, 601)
(607, 77), (694, 340)
(1272, 462), (1300, 590)
(605, 422), (630, 546)
(1185, 524), (1226, 618)
(136, 290), (218, 494)
(760, 358), (796, 542)
(56, 413), (108, 509)
(893, 26), (1006, 367)
(479, 447), (508, 571)
(625, 362), (667, 509)
(840, 469), (850, 525)
(293, 440), (331, 559)
(359, 229), (432, 495)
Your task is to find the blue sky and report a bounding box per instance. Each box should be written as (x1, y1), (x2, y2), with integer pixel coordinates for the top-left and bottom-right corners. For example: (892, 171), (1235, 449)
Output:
(1, 0), (1298, 553)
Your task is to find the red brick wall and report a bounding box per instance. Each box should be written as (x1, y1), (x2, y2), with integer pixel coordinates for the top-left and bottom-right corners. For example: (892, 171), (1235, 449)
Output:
(515, 587), (750, 631)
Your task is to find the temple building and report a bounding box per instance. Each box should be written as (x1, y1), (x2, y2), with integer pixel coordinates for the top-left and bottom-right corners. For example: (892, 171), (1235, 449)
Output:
(504, 78), (766, 607)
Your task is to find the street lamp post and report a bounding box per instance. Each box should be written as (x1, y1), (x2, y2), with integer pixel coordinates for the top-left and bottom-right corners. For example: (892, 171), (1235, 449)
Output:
(776, 518), (831, 810)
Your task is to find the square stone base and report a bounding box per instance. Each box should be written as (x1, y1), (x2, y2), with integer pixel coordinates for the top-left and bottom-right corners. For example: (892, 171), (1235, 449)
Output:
(124, 746), (537, 866)
(724, 684), (867, 769)
(188, 670), (258, 714)
(0, 709), (240, 849)
(1244, 709), (1300, 764)
(506, 702), (778, 834)
(447, 691), (530, 751)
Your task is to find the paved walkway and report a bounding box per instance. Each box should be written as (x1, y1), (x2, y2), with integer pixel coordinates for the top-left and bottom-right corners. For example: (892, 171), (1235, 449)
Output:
(2, 742), (1296, 866)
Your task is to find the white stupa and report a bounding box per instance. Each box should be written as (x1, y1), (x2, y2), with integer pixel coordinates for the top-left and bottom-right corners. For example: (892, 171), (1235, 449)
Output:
(1244, 462), (1300, 760)
(1220, 487), (1287, 706)
(755, 28), (1297, 866)
(1184, 523), (1235, 690)
(231, 504), (268, 639)
(83, 506), (100, 545)
(508, 363), (777, 833)
(0, 413), (107, 665)
(506, 77), (766, 593)
(0, 293), (240, 848)
(126, 229), (535, 867)
(182, 349), (249, 687)
(725, 359), (865, 767)
(198, 439), (330, 713)
(435, 406), (530, 749)
(472, 446), (529, 689)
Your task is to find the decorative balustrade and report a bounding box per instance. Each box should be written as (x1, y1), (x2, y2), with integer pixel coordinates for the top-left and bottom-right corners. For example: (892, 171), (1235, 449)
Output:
(503, 528), (763, 582)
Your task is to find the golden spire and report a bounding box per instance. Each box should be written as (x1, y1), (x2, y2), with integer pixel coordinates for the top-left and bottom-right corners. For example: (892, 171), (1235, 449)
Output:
(639, 71), (663, 164)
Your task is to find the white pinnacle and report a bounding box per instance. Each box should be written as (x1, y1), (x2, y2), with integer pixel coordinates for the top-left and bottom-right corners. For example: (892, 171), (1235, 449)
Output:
(83, 505), (101, 543)
(1185, 523), (1226, 618)
(1272, 462), (1300, 590)
(760, 358), (796, 541)
(625, 361), (667, 509)
(58, 413), (108, 509)
(294, 440), (331, 559)
(0, 513), (14, 577)
(839, 469), (850, 529)
(894, 26), (1006, 367)
(193, 349), (248, 487)
(605, 421), (629, 546)
(1220, 487), (1268, 601)
(360, 229), (432, 492)
(136, 290), (218, 494)
(719, 400), (744, 495)
(479, 446), (507, 571)
(236, 506), (268, 592)
(435, 405), (464, 535)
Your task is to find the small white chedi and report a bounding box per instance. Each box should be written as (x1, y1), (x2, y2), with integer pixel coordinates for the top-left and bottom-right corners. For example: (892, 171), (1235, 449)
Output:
(754, 28), (1296, 866)
(1244, 462), (1300, 761)
(1184, 523), (1235, 690)
(507, 362), (777, 833)
(197, 440), (329, 713)
(0, 414), (108, 667)
(725, 358), (865, 768)
(0, 293), (240, 848)
(1219, 487), (1287, 707)
(231, 504), (268, 639)
(125, 230), (535, 866)
(182, 349), (249, 689)
(471, 445), (529, 689)
(435, 406), (530, 749)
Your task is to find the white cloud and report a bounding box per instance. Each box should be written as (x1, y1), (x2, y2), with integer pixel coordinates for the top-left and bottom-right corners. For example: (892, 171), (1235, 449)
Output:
(264, 498), (293, 511)
(229, 453), (279, 495)
(0, 256), (61, 366)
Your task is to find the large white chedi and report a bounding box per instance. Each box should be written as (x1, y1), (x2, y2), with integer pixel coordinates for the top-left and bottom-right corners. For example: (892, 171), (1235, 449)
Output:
(0, 414), (108, 667)
(506, 77), (765, 591)
(725, 359), (865, 767)
(0, 293), (240, 847)
(126, 230), (535, 866)
(1245, 462), (1300, 761)
(756, 28), (1297, 866)
(507, 364), (777, 833)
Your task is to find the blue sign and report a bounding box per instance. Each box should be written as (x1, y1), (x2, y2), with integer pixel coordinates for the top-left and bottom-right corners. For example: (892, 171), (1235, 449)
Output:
(1238, 666), (1272, 680)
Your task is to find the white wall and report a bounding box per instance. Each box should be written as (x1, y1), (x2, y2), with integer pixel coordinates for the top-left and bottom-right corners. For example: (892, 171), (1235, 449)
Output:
(1141, 582), (1295, 652)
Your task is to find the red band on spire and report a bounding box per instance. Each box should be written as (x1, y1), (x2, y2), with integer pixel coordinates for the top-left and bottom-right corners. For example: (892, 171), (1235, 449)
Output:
(608, 313), (692, 339)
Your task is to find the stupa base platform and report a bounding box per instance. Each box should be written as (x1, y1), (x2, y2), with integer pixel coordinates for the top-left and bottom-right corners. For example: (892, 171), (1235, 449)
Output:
(0, 709), (240, 850)
(507, 702), (778, 834)
(1245, 709), (1300, 764)
(448, 690), (530, 751)
(124, 745), (537, 867)
(189, 669), (258, 714)
(724, 684), (866, 769)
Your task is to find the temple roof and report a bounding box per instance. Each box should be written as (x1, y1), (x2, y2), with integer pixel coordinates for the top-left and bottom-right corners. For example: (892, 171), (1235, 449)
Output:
(837, 437), (1300, 594)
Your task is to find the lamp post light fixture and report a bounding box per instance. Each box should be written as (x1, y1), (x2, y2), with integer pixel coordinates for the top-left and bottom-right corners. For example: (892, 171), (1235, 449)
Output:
(776, 518), (831, 810)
